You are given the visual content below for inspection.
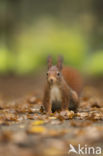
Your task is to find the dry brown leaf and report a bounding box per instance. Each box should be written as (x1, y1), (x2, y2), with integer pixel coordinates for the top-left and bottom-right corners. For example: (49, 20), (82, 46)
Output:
(47, 129), (68, 137)
(60, 110), (74, 119)
(70, 120), (92, 127)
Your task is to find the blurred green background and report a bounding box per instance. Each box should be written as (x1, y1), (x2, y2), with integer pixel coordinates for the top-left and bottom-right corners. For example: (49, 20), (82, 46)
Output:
(0, 0), (103, 76)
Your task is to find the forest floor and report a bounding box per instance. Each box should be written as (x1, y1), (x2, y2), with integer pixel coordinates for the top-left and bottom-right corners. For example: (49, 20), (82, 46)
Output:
(0, 75), (103, 156)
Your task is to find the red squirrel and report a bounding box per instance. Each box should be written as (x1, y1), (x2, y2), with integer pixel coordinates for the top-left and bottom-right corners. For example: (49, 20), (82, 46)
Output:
(43, 56), (83, 114)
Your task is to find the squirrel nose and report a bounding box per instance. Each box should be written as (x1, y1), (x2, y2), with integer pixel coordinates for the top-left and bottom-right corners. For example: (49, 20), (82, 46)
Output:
(50, 78), (54, 83)
(48, 77), (56, 84)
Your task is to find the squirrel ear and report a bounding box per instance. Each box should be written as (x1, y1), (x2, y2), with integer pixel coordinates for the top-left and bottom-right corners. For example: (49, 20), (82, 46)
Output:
(47, 55), (52, 69)
(57, 56), (63, 70)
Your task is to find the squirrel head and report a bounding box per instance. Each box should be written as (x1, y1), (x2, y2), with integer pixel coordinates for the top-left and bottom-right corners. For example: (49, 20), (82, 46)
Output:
(47, 56), (63, 85)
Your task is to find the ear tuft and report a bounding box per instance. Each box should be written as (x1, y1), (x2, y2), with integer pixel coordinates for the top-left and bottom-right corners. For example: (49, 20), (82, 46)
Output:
(47, 55), (52, 69)
(57, 56), (63, 70)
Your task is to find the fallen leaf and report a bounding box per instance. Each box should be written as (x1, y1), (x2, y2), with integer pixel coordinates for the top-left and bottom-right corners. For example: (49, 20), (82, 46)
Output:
(27, 126), (47, 134)
(48, 117), (57, 120)
(31, 120), (45, 126)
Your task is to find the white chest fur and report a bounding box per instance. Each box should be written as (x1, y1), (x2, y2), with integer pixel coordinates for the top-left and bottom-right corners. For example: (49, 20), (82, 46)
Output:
(50, 85), (62, 102)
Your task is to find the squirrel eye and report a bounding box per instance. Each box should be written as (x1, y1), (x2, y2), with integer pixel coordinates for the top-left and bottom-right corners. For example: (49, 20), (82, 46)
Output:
(57, 72), (60, 76)
(46, 72), (48, 76)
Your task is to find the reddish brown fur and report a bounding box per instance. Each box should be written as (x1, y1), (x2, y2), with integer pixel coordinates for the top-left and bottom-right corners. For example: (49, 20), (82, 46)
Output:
(43, 56), (83, 113)
(62, 66), (83, 95)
